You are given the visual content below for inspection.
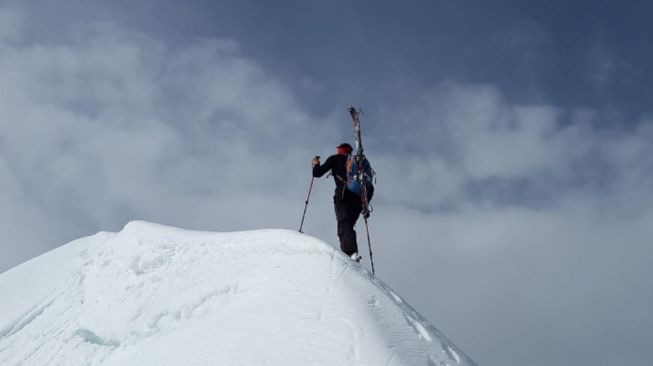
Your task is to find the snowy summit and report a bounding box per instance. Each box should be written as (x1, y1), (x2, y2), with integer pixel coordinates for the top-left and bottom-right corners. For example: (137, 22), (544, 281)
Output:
(0, 221), (476, 366)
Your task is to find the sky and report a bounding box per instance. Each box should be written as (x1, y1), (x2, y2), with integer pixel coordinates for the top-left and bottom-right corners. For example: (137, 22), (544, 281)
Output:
(1, 1), (652, 365)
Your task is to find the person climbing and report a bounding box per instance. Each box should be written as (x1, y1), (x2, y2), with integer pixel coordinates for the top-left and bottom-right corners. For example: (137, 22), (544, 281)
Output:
(312, 143), (373, 262)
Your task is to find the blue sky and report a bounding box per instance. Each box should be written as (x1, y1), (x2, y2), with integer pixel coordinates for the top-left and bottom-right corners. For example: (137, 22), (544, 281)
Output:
(1, 1), (653, 365)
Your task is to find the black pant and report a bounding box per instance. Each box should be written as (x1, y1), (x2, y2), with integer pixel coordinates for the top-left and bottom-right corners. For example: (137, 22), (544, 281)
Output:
(334, 189), (362, 256)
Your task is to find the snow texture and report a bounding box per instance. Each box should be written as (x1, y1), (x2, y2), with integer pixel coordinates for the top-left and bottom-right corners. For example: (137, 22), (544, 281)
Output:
(0, 221), (477, 366)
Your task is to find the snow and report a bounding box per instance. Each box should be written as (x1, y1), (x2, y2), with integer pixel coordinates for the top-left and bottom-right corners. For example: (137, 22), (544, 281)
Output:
(0, 221), (477, 366)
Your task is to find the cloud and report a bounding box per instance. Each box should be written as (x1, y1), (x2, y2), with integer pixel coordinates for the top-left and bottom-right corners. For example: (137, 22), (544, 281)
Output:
(366, 82), (653, 364)
(0, 9), (327, 271)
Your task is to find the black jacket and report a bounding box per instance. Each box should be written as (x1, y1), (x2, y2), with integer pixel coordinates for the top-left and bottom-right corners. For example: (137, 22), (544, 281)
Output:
(313, 154), (348, 193)
(313, 153), (374, 204)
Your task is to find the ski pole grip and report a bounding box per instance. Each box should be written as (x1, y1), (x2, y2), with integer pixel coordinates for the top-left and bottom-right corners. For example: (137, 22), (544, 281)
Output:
(311, 156), (320, 168)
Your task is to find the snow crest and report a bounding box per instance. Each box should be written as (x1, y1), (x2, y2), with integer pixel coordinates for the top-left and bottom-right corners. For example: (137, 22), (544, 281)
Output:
(0, 221), (477, 366)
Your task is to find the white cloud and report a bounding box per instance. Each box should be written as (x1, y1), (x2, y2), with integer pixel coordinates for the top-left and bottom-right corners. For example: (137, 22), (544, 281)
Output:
(0, 9), (322, 271)
(367, 83), (653, 364)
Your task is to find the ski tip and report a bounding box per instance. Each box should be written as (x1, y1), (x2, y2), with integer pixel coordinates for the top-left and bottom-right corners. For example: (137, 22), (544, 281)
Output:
(347, 106), (360, 118)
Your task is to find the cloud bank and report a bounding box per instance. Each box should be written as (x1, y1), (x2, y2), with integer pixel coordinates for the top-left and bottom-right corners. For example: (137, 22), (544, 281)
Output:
(370, 84), (653, 365)
(0, 10), (328, 270)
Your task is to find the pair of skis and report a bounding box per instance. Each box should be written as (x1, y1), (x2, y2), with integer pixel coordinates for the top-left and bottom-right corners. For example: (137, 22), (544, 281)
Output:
(347, 107), (373, 218)
(347, 107), (375, 275)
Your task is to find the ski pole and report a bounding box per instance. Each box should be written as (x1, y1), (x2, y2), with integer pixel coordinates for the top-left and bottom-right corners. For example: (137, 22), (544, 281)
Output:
(299, 156), (319, 233)
(364, 217), (375, 274)
(299, 177), (315, 233)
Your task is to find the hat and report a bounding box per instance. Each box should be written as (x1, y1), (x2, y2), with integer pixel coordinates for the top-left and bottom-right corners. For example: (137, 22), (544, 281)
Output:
(337, 143), (353, 151)
(336, 143), (353, 155)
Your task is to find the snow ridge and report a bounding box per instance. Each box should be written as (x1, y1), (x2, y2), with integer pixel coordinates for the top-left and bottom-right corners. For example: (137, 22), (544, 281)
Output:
(0, 221), (477, 366)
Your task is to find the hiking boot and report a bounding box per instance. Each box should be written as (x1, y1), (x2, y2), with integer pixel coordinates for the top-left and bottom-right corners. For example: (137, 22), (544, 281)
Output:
(350, 252), (362, 263)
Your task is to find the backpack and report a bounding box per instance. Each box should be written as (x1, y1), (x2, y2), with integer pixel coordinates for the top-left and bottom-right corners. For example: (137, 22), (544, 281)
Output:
(346, 153), (375, 198)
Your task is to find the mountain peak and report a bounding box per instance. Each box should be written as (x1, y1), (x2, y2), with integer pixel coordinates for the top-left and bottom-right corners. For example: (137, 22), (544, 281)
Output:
(0, 221), (476, 366)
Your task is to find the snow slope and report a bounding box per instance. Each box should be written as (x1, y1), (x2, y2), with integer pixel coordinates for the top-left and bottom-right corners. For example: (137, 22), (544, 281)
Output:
(0, 221), (477, 366)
